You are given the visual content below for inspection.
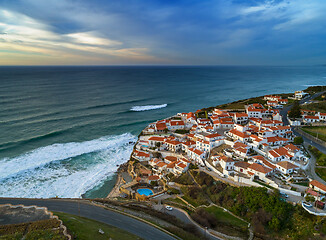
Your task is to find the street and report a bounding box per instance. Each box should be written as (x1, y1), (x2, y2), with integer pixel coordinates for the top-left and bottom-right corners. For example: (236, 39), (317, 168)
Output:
(0, 198), (176, 240)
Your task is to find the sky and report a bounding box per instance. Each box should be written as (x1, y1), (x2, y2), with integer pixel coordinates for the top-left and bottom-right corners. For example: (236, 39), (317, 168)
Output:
(0, 0), (326, 65)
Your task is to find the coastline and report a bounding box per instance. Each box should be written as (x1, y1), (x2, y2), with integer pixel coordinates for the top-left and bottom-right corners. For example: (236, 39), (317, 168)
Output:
(107, 172), (123, 198)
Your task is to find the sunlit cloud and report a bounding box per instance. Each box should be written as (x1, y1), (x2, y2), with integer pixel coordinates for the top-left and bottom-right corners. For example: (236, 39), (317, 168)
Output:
(0, 8), (159, 65)
(0, 0), (325, 65)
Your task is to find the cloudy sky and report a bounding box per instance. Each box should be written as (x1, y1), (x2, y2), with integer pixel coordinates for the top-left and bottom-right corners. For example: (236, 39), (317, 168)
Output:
(0, 0), (326, 65)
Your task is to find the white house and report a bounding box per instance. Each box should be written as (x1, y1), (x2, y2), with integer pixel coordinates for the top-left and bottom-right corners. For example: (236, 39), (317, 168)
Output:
(316, 112), (326, 121)
(268, 147), (293, 162)
(303, 115), (320, 123)
(233, 113), (249, 124)
(247, 163), (273, 179)
(188, 148), (205, 165)
(276, 161), (299, 174)
(148, 136), (166, 147)
(309, 180), (326, 195)
(228, 129), (250, 142)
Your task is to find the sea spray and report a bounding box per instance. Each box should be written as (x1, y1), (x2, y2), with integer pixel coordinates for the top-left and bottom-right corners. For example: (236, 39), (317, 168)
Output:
(0, 133), (137, 198)
(130, 104), (167, 111)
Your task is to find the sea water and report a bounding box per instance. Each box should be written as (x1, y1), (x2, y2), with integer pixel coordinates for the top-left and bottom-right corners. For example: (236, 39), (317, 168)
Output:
(0, 66), (325, 198)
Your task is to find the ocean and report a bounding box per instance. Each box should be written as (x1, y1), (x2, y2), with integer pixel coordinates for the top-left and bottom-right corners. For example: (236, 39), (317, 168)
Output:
(0, 66), (325, 198)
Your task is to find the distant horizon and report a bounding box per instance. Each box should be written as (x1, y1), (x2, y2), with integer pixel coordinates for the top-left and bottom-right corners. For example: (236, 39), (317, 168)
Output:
(0, 64), (325, 67)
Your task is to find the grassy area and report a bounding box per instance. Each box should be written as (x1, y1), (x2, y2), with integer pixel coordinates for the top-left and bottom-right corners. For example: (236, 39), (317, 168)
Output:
(53, 212), (143, 240)
(0, 218), (64, 240)
(316, 168), (326, 182)
(308, 145), (326, 166)
(191, 206), (248, 238)
(172, 172), (194, 185)
(302, 126), (326, 142)
(303, 100), (326, 113)
(205, 206), (248, 229)
(182, 195), (201, 207)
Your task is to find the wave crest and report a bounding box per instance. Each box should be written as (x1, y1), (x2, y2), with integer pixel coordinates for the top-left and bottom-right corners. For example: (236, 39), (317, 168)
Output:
(0, 133), (137, 198)
(130, 104), (167, 111)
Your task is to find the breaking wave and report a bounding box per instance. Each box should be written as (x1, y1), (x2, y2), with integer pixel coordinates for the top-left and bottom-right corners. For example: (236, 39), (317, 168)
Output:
(0, 133), (137, 198)
(130, 104), (167, 111)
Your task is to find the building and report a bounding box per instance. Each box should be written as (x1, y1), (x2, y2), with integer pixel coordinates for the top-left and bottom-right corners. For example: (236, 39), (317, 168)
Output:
(303, 115), (320, 123)
(276, 161), (299, 174)
(309, 180), (326, 195)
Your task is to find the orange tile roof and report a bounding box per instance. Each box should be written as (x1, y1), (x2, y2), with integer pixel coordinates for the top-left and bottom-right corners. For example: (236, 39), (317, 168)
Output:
(206, 133), (221, 138)
(310, 180), (326, 192)
(156, 122), (167, 130)
(234, 161), (249, 168)
(277, 161), (298, 170)
(229, 129), (250, 139)
(249, 163), (272, 174)
(148, 175), (160, 181)
(148, 136), (166, 141)
(165, 156), (178, 162)
(190, 148), (204, 156)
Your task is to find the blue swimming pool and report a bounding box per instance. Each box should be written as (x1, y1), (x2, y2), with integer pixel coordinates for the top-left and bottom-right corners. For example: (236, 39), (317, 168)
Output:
(137, 188), (154, 196)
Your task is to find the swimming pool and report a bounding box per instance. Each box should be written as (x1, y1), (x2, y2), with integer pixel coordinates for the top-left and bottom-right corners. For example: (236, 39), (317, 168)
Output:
(137, 188), (154, 196)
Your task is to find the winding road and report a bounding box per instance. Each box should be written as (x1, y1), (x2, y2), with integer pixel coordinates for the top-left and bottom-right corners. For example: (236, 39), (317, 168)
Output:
(0, 198), (176, 240)
(280, 91), (326, 185)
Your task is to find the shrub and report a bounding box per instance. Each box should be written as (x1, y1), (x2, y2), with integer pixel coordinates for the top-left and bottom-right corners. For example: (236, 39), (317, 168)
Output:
(293, 136), (303, 145)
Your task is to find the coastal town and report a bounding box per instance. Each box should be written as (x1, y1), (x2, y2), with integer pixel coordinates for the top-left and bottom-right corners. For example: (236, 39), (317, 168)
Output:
(114, 88), (326, 218)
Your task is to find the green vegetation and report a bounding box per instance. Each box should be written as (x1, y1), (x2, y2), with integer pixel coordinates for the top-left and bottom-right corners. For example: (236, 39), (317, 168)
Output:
(304, 85), (326, 94)
(181, 185), (209, 207)
(0, 218), (65, 240)
(205, 206), (248, 229)
(314, 94), (326, 101)
(253, 179), (274, 189)
(308, 145), (326, 166)
(216, 96), (266, 110)
(54, 212), (142, 240)
(186, 171), (325, 239)
(191, 207), (248, 238)
(303, 101), (326, 113)
(293, 136), (304, 145)
(175, 129), (190, 134)
(302, 126), (326, 143)
(288, 100), (302, 119)
(315, 168), (326, 182)
(171, 172), (194, 185)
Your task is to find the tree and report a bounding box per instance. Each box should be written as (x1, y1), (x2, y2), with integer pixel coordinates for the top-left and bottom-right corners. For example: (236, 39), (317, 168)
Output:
(293, 136), (304, 145)
(288, 101), (302, 119)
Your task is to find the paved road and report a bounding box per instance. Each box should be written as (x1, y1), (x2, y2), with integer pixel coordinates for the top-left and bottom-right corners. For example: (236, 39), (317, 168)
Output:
(0, 198), (176, 240)
(153, 204), (222, 240)
(280, 91), (326, 185)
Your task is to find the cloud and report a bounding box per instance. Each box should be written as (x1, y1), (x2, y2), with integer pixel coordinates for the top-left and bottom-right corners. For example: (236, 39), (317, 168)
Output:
(238, 0), (326, 31)
(0, 0), (325, 65)
(0, 7), (159, 64)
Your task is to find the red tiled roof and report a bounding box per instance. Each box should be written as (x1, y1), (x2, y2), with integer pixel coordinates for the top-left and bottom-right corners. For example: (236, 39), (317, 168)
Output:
(276, 161), (298, 170)
(148, 175), (160, 181)
(229, 129), (250, 139)
(310, 180), (326, 192)
(249, 163), (272, 174)
(165, 156), (178, 162)
(148, 136), (165, 141)
(156, 122), (167, 130)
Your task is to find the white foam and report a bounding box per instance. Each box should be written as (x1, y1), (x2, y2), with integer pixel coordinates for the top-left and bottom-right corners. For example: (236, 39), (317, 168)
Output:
(0, 133), (137, 198)
(130, 104), (167, 111)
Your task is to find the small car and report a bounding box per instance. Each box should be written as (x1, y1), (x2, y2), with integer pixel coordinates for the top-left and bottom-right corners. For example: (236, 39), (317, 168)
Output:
(165, 206), (173, 211)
